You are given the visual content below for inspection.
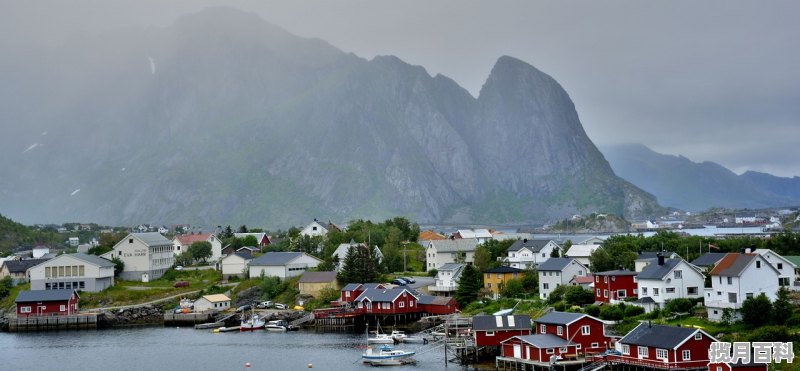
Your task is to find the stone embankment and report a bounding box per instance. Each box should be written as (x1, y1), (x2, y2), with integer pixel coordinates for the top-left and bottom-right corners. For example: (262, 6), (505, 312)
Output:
(98, 305), (166, 328)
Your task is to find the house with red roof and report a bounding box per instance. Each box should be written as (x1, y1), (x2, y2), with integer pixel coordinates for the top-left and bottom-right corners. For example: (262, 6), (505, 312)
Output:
(608, 323), (717, 369)
(172, 233), (223, 261)
(704, 253), (781, 322)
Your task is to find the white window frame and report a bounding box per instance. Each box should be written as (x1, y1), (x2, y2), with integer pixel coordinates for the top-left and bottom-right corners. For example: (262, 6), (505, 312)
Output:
(638, 346), (648, 358)
(622, 344), (630, 355)
(682, 350), (691, 360)
(546, 348), (554, 354)
(557, 326), (563, 336)
(560, 347), (568, 352)
(591, 342), (599, 348)
(540, 324), (546, 333)
(581, 325), (590, 335)
(60, 305), (66, 311)
(656, 348), (668, 360)
(20, 306), (32, 313)
(694, 333), (702, 340)
(486, 331), (495, 336)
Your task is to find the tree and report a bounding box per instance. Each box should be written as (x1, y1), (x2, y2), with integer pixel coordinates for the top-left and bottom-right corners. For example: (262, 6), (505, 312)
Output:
(564, 286), (595, 306)
(741, 293), (773, 327)
(521, 268), (538, 293)
(548, 285), (569, 304)
(589, 243), (638, 272)
(238, 225), (249, 233)
(258, 274), (286, 300)
(472, 245), (492, 272)
(502, 278), (525, 298)
(664, 298), (694, 314)
(291, 235), (322, 255)
(772, 287), (793, 325)
(720, 308), (735, 326)
(241, 235), (258, 248)
(221, 225), (234, 239)
(188, 241), (213, 264)
(550, 246), (560, 258)
(337, 245), (379, 284)
(455, 264), (483, 306)
(111, 257), (125, 277)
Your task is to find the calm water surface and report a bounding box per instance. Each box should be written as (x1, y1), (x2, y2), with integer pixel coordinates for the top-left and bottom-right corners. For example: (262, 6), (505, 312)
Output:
(1, 326), (472, 371)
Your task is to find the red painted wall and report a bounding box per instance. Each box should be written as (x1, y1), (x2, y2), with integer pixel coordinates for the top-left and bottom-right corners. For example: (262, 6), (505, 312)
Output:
(535, 316), (611, 353)
(501, 337), (579, 362)
(358, 292), (418, 314)
(419, 299), (459, 315)
(341, 288), (363, 302)
(593, 274), (637, 303)
(16, 294), (79, 316)
(475, 329), (532, 347)
(617, 332), (714, 369)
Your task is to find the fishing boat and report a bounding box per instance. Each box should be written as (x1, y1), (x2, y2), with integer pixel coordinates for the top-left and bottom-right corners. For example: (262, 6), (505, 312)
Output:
(240, 313), (265, 331)
(362, 345), (416, 366)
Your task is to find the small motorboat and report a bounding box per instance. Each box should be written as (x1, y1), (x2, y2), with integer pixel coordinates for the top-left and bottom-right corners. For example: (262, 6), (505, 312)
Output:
(362, 345), (416, 366)
(368, 333), (394, 344)
(265, 320), (289, 332)
(240, 313), (266, 331)
(389, 330), (406, 343)
(402, 335), (428, 344)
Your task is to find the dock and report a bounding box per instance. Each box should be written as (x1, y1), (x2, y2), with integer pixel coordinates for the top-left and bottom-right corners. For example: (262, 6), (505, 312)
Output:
(8, 314), (98, 332)
(164, 312), (217, 326)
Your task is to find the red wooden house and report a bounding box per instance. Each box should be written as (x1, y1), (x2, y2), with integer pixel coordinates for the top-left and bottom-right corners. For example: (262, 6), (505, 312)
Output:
(535, 311), (613, 354)
(501, 335), (579, 363)
(339, 283), (386, 303)
(417, 295), (459, 315)
(354, 287), (418, 314)
(610, 323), (717, 369)
(15, 289), (79, 316)
(593, 270), (638, 303)
(473, 315), (532, 347)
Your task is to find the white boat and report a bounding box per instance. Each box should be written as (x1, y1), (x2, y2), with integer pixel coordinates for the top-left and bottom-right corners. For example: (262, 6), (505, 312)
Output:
(362, 345), (416, 366)
(265, 320), (288, 332)
(402, 336), (428, 344)
(368, 333), (395, 344)
(389, 330), (406, 342)
(240, 313), (265, 331)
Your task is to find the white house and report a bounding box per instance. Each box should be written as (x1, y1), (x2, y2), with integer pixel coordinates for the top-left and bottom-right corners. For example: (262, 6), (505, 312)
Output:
(753, 249), (797, 286)
(425, 238), (479, 270)
(635, 256), (705, 311)
(300, 220), (329, 238)
(28, 253), (115, 292)
(68, 237), (79, 247)
(193, 294), (231, 312)
(331, 240), (384, 272)
(32, 246), (50, 259)
(635, 251), (680, 272)
(101, 232), (174, 282)
(565, 244), (600, 270)
(172, 233), (223, 262)
(248, 252), (321, 279)
(537, 258), (587, 300)
(505, 239), (560, 269)
(220, 252), (253, 279)
(704, 253), (781, 322)
(454, 229), (492, 244)
(427, 263), (464, 296)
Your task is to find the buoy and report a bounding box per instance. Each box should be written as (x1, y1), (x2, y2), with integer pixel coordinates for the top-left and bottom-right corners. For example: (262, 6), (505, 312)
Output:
(307, 363), (313, 368)
(245, 362), (251, 368)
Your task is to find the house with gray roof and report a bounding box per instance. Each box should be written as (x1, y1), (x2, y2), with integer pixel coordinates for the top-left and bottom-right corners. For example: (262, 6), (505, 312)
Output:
(537, 258), (587, 300)
(705, 253), (781, 322)
(635, 256), (705, 312)
(425, 238), (479, 270)
(221, 252), (253, 279)
(689, 252), (727, 269)
(505, 238), (560, 269)
(248, 252), (321, 279)
(614, 323), (717, 369)
(635, 251), (679, 272)
(28, 253), (115, 292)
(331, 240), (383, 272)
(0, 258), (49, 284)
(428, 263), (464, 296)
(473, 314), (532, 347)
(101, 232), (174, 281)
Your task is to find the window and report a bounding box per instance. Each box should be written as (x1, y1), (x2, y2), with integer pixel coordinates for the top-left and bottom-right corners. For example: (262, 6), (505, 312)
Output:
(596, 289), (601, 296)
(60, 305), (66, 311)
(617, 290), (626, 298)
(727, 277), (733, 285)
(410, 301), (414, 307)
(543, 283), (549, 290)
(779, 277), (790, 286)
(746, 292), (753, 299)
(641, 287), (648, 295)
(556, 272), (560, 276)
(687, 287), (698, 295)
(45, 267), (51, 278)
(20, 306), (31, 313)
(486, 331), (495, 336)
(778, 263), (783, 270)
(666, 288), (675, 294)
(728, 293), (737, 303)
(638, 346), (648, 358)
(578, 270), (583, 276)
(582, 325), (590, 335)
(653, 288), (659, 296)
(591, 342), (599, 348)
(487, 283), (492, 288)
(596, 276), (599, 282)
(497, 273), (502, 279)
(604, 276), (608, 283)
(560, 347), (568, 352)
(683, 350), (691, 360)
(717, 367), (723, 371)
(576, 344), (582, 349)
(557, 326), (563, 335)
(345, 291), (350, 298)
(546, 348), (554, 354)
(694, 333), (702, 340)
(45, 283), (51, 290)
(674, 270), (682, 279)
(656, 349), (668, 360)
(129, 238), (133, 243)
(540, 324), (546, 333)
(756, 261), (761, 268)
(622, 345), (630, 355)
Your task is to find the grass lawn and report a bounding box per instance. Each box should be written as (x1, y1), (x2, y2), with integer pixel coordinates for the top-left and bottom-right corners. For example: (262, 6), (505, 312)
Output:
(0, 282), (30, 312)
(461, 297), (548, 318)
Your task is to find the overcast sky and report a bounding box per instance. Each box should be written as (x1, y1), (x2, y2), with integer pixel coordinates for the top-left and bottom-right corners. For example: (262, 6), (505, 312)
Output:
(4, 1), (799, 177)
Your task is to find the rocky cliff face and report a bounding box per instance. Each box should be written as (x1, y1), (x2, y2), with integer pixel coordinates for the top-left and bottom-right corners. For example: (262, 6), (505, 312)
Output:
(0, 7), (662, 227)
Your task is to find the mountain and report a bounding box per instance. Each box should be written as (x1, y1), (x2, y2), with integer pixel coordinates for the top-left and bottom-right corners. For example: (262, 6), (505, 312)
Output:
(0, 7), (662, 228)
(601, 144), (800, 211)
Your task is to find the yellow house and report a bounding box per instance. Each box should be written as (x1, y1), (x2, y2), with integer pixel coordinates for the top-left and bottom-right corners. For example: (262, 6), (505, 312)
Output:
(483, 266), (525, 299)
(298, 271), (339, 297)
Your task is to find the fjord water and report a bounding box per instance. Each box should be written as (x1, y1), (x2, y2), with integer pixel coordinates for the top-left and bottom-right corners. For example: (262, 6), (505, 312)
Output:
(1, 327), (467, 370)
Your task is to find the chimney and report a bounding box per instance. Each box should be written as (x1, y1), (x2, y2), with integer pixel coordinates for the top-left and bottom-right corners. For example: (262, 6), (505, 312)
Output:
(740, 248), (746, 254)
(657, 253), (665, 266)
(523, 238), (528, 243)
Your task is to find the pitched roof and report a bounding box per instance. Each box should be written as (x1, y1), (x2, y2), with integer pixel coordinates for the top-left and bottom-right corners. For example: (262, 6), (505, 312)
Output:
(3, 259), (49, 274)
(419, 230), (446, 241)
(594, 270), (637, 276)
(67, 253), (115, 268)
(233, 232), (268, 242)
(485, 266), (525, 274)
(175, 233), (212, 245)
(232, 252), (253, 260)
(131, 232), (172, 246)
(342, 283), (363, 291)
(249, 252), (306, 266)
(754, 249), (797, 267)
(298, 271), (337, 283)
(331, 242), (366, 259)
(507, 239), (554, 253)
(565, 244), (600, 258)
(620, 323), (710, 349)
(438, 263), (464, 271)
(784, 256), (800, 268)
(634, 297), (656, 304)
(456, 229), (492, 239)
(690, 252), (728, 267)
(428, 238), (479, 253)
(16, 289), (77, 303)
(472, 315), (531, 331)
(354, 287), (418, 302)
(201, 294), (230, 303)
(637, 259), (682, 280)
(709, 253), (767, 277)
(573, 275), (594, 284)
(510, 334), (576, 348)
(417, 295), (455, 305)
(535, 311), (590, 325)
(537, 258), (580, 271)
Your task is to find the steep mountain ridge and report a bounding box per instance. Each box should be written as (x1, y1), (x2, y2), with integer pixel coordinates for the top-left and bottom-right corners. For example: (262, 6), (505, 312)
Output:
(0, 7), (661, 227)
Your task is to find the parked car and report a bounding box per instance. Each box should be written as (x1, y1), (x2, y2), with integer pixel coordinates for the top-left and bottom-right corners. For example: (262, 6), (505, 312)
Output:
(256, 301), (273, 309)
(391, 278), (408, 286)
(173, 281), (189, 288)
(401, 277), (416, 284)
(175, 265), (184, 271)
(236, 304), (252, 313)
(274, 303), (288, 310)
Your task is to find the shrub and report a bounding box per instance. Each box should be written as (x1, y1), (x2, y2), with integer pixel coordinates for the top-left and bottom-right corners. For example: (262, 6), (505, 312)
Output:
(584, 305), (601, 317)
(647, 308), (661, 319)
(665, 298), (694, 314)
(547, 285), (569, 304)
(599, 304), (624, 321)
(741, 293), (773, 327)
(747, 326), (791, 342)
(564, 286), (594, 306)
(554, 302), (567, 311)
(624, 305), (645, 317)
(427, 269), (438, 277)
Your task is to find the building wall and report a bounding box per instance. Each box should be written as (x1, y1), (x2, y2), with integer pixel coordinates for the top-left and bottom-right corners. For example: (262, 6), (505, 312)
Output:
(501, 338), (578, 362)
(341, 289), (363, 302)
(536, 317), (610, 352)
(539, 261), (587, 300)
(249, 265), (286, 279)
(16, 294), (79, 316)
(476, 329), (532, 347)
(111, 235), (173, 281)
(419, 300), (459, 315)
(194, 298), (230, 312)
(299, 281), (337, 297)
(300, 222), (327, 237)
(357, 294), (418, 315)
(706, 255), (779, 321)
(594, 275), (637, 303)
(29, 255), (114, 292)
(484, 272), (523, 297)
(221, 255), (250, 278)
(637, 261), (704, 306)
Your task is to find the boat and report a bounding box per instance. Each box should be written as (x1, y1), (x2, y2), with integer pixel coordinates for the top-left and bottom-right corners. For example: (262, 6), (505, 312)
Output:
(402, 335), (428, 344)
(389, 330), (406, 342)
(240, 313), (266, 331)
(368, 333), (395, 344)
(362, 345), (416, 366)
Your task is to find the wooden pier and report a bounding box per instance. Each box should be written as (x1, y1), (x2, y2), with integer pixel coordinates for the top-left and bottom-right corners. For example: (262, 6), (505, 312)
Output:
(9, 314), (98, 332)
(164, 312), (218, 326)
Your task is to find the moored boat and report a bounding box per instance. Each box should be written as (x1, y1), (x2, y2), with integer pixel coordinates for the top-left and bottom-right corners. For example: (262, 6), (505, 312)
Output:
(362, 345), (416, 366)
(265, 320), (288, 332)
(240, 313), (266, 331)
(367, 333), (394, 344)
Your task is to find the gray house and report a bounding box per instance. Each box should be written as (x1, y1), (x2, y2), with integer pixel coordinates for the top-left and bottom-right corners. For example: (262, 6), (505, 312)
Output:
(28, 253), (115, 292)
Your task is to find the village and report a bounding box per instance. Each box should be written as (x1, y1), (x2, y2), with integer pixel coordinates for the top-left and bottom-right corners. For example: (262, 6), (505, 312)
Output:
(1, 213), (800, 370)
